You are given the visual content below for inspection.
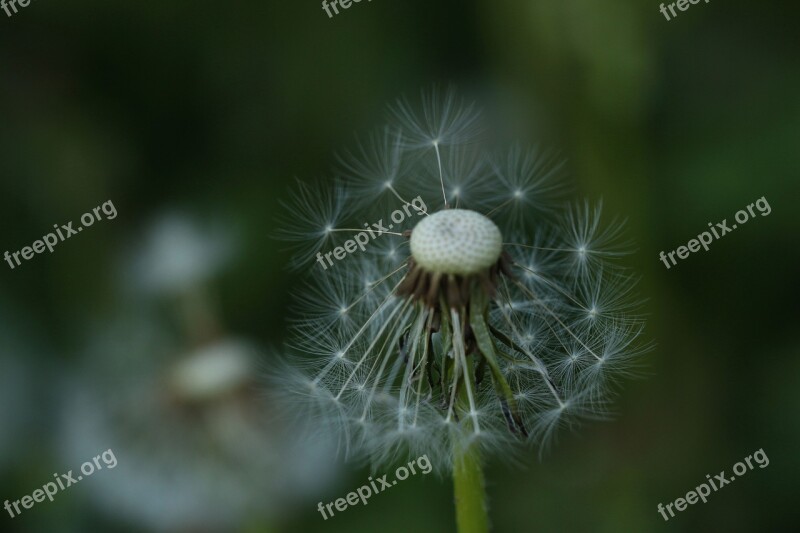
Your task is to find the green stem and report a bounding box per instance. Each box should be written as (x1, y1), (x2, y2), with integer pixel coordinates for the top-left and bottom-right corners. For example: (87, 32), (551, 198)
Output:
(452, 344), (490, 533)
(453, 443), (490, 533)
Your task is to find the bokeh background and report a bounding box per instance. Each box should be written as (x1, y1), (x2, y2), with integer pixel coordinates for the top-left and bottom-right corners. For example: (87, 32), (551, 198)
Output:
(1, 1), (798, 532)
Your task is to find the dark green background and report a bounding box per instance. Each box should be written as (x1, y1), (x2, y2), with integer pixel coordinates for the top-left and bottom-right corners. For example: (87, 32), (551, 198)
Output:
(1, 1), (798, 532)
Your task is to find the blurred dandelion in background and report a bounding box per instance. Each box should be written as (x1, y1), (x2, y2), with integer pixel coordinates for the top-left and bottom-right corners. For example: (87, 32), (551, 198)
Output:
(59, 213), (338, 532)
(275, 89), (651, 533)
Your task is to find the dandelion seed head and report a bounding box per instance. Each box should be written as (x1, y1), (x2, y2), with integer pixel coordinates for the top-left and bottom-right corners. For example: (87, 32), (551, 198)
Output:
(273, 89), (650, 471)
(410, 209), (502, 276)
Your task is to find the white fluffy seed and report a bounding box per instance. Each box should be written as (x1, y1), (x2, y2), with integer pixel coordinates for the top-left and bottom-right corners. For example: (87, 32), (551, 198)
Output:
(410, 209), (502, 275)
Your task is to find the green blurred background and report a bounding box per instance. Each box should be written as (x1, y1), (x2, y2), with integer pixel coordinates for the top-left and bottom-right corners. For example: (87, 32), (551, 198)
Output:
(1, 1), (798, 532)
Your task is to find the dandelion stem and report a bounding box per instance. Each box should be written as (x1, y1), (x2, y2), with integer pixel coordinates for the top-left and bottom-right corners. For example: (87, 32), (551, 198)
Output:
(452, 441), (489, 533)
(452, 350), (489, 533)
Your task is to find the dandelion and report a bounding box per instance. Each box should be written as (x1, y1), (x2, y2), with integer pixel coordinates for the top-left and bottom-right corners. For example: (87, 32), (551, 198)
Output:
(60, 214), (340, 531)
(275, 89), (649, 533)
